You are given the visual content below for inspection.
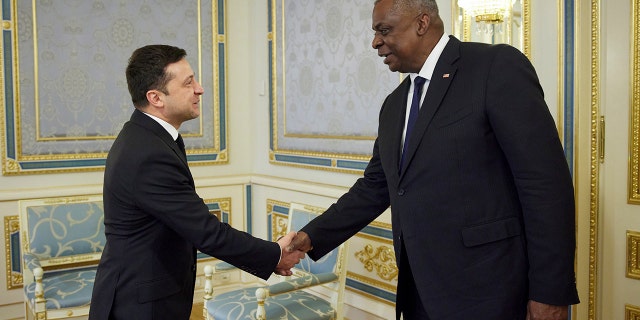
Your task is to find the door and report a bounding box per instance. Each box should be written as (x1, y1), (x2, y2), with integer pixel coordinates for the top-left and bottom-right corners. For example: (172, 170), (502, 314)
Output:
(576, 0), (640, 319)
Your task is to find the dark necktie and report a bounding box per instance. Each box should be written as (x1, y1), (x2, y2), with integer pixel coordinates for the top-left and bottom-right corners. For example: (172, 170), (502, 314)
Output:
(176, 134), (187, 158)
(400, 76), (426, 172)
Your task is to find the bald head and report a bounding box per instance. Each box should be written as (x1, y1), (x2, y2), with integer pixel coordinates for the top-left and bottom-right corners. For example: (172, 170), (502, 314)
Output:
(371, 0), (445, 73)
(374, 0), (443, 32)
(374, 0), (439, 18)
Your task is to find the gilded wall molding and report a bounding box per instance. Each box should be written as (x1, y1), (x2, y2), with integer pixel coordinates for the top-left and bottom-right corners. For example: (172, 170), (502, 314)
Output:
(628, 230), (640, 280)
(270, 212), (288, 241)
(204, 197), (231, 225)
(266, 199), (290, 241)
(452, 0), (530, 59)
(354, 244), (398, 281)
(4, 215), (21, 289)
(627, 304), (640, 320)
(630, 0), (640, 204)
(588, 0), (601, 319)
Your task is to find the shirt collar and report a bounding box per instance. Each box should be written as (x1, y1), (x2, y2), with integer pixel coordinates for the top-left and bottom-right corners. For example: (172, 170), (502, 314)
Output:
(410, 33), (450, 83)
(141, 111), (180, 140)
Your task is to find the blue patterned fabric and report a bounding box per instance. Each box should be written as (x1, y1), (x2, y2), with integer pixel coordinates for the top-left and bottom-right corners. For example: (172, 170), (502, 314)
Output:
(206, 287), (336, 320)
(23, 252), (42, 271)
(289, 209), (338, 275)
(26, 201), (105, 259)
(269, 273), (337, 295)
(24, 267), (97, 309)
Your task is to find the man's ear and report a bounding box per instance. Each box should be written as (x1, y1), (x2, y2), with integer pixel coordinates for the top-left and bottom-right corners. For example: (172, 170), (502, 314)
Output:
(417, 13), (430, 35)
(146, 90), (163, 109)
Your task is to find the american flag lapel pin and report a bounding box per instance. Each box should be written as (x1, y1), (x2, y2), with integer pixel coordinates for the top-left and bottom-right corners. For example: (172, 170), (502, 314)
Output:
(443, 73), (450, 78)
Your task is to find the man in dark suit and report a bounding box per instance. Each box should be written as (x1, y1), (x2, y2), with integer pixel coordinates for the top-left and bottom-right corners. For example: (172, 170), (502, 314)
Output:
(89, 45), (304, 320)
(288, 0), (579, 319)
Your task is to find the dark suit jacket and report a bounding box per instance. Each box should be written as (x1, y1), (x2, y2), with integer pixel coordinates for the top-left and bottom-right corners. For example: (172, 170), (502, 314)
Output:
(89, 110), (280, 320)
(301, 36), (579, 319)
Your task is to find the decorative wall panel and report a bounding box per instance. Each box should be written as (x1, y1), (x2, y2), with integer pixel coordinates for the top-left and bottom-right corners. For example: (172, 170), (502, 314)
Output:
(4, 215), (21, 289)
(630, 0), (640, 203)
(347, 221), (396, 305)
(267, 199), (289, 241)
(1, 0), (227, 174)
(627, 304), (640, 320)
(268, 0), (400, 173)
(628, 230), (640, 280)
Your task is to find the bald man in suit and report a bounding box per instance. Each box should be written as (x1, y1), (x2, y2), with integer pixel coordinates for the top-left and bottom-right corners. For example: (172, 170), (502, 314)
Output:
(288, 1), (579, 319)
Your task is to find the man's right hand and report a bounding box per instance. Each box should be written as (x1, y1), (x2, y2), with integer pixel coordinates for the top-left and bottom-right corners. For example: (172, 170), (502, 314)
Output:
(286, 231), (313, 252)
(275, 231), (305, 276)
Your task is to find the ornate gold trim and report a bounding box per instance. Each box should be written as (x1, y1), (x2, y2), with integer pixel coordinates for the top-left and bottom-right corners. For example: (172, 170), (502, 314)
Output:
(266, 198), (289, 213)
(4, 215), (22, 289)
(354, 244), (398, 281)
(630, 0), (640, 204)
(357, 231), (393, 245)
(521, 0), (531, 59)
(368, 220), (392, 230)
(628, 230), (640, 280)
(589, 0), (601, 319)
(453, 0), (531, 59)
(627, 304), (640, 320)
(271, 212), (288, 241)
(204, 197), (232, 225)
(266, 199), (289, 240)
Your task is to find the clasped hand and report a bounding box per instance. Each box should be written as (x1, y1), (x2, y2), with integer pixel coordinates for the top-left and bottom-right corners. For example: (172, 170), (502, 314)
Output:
(274, 231), (306, 276)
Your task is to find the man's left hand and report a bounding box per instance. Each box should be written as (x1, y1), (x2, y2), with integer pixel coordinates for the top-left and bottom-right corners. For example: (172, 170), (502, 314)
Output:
(526, 300), (568, 320)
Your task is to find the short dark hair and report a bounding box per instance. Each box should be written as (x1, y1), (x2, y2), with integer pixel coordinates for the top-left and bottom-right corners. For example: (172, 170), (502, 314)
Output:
(126, 44), (187, 108)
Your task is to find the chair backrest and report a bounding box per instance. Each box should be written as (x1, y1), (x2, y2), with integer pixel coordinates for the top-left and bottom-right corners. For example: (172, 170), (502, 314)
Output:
(19, 195), (105, 270)
(287, 203), (343, 276)
(287, 203), (348, 317)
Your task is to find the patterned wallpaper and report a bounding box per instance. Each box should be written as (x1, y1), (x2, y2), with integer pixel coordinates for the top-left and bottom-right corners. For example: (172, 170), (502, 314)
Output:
(270, 0), (401, 172)
(1, 0), (226, 174)
(18, 0), (212, 152)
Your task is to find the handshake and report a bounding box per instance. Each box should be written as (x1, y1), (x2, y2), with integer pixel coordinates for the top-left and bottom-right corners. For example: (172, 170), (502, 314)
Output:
(273, 231), (313, 276)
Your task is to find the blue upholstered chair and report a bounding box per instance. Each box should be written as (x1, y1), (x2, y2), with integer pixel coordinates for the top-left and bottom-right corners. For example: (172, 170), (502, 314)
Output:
(19, 195), (105, 319)
(203, 202), (348, 320)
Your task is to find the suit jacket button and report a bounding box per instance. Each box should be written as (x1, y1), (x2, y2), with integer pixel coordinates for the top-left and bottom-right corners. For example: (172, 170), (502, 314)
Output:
(397, 189), (405, 196)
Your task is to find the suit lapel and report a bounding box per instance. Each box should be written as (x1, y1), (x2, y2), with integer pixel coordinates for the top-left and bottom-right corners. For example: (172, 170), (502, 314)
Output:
(399, 38), (460, 177)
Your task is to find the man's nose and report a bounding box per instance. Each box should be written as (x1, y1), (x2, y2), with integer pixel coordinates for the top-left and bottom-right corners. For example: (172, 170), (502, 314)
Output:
(372, 34), (383, 49)
(194, 80), (204, 95)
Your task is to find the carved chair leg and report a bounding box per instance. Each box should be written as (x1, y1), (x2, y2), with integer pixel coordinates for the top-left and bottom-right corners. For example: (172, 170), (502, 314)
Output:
(255, 287), (268, 320)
